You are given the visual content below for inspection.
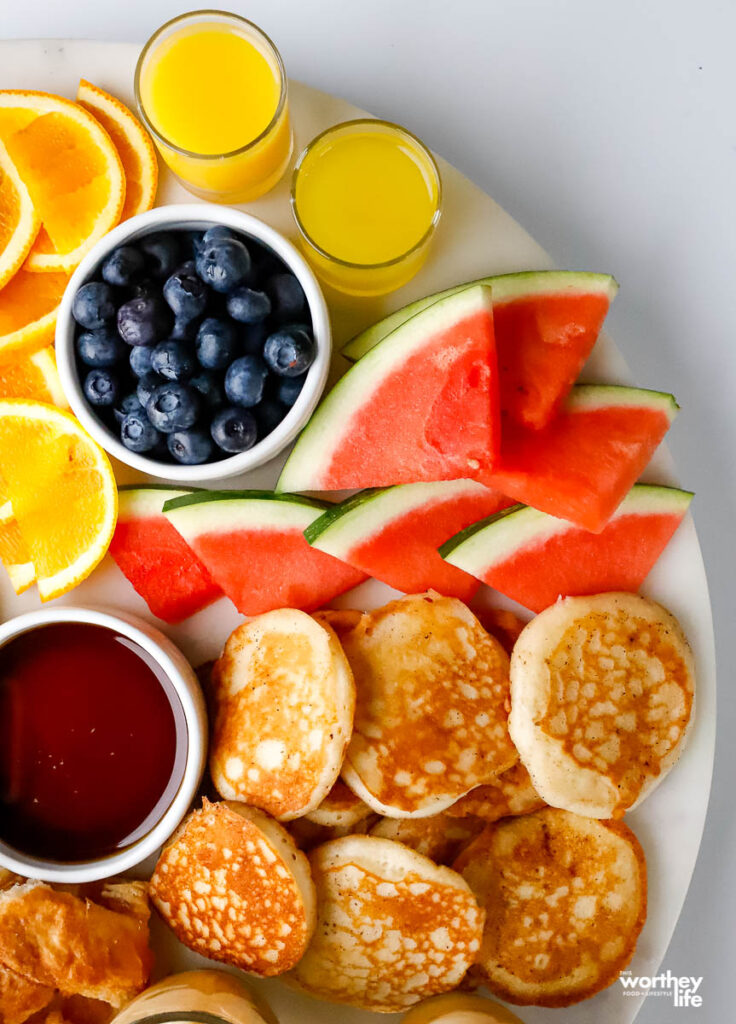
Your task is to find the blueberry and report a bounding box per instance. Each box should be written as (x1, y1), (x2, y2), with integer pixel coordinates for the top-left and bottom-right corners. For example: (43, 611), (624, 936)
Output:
(255, 397), (287, 438)
(120, 410), (161, 453)
(163, 268), (208, 320)
(113, 392), (144, 425)
(117, 294), (173, 346)
(195, 238), (251, 293)
(136, 371), (164, 408)
(147, 382), (201, 433)
(203, 225), (236, 244)
(167, 429), (214, 465)
(134, 277), (158, 299)
(83, 368), (119, 407)
(210, 406), (257, 453)
(76, 327), (126, 367)
(241, 320), (269, 355)
(224, 355), (268, 407)
(129, 344), (154, 378)
(226, 286), (271, 324)
(195, 317), (238, 369)
(263, 324), (315, 377)
(101, 246), (145, 287)
(151, 339), (196, 382)
(170, 316), (199, 342)
(183, 231), (205, 257)
(190, 370), (225, 410)
(277, 373), (306, 406)
(72, 281), (116, 330)
(139, 232), (182, 279)
(265, 272), (307, 323)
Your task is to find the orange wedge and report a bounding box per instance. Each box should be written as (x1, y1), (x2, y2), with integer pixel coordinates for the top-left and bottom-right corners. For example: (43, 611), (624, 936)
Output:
(0, 400), (117, 600)
(0, 90), (125, 273)
(0, 346), (68, 406)
(0, 267), (69, 360)
(0, 474), (35, 594)
(77, 79), (158, 220)
(0, 138), (40, 290)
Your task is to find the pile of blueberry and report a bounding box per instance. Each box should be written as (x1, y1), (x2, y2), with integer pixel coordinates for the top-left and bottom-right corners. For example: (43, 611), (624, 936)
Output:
(71, 225), (316, 465)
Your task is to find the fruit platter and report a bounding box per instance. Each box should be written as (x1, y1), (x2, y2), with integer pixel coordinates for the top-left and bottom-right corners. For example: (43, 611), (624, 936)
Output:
(0, 20), (716, 1024)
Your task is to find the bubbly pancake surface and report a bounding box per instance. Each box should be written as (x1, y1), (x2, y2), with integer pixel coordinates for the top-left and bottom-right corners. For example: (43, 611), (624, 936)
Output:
(341, 593), (517, 817)
(509, 592), (695, 817)
(370, 812), (484, 865)
(210, 609), (355, 819)
(290, 835), (484, 1011)
(454, 807), (647, 1007)
(446, 762), (546, 821)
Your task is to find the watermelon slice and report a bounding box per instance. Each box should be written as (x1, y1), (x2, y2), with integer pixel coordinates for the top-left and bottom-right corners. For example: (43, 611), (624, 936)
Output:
(109, 486), (222, 623)
(441, 483), (693, 612)
(162, 491), (368, 616)
(304, 480), (509, 601)
(343, 270), (618, 429)
(477, 384), (678, 532)
(276, 285), (498, 492)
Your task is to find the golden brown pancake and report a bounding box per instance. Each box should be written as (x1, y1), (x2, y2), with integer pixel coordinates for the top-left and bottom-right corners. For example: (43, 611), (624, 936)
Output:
(401, 991), (525, 1024)
(341, 593), (517, 817)
(305, 777), (373, 828)
(509, 592), (696, 817)
(369, 812), (484, 865)
(290, 835), (484, 1012)
(454, 807), (647, 1006)
(210, 609), (355, 819)
(446, 762), (546, 821)
(150, 800), (316, 976)
(473, 606), (527, 655)
(0, 966), (53, 1024)
(312, 607), (365, 640)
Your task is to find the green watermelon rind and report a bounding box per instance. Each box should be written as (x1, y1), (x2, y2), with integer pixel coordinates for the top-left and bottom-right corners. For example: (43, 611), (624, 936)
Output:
(117, 485), (203, 522)
(162, 489), (332, 539)
(276, 284), (494, 494)
(342, 270), (619, 362)
(304, 479), (490, 555)
(440, 483), (694, 571)
(567, 383), (679, 420)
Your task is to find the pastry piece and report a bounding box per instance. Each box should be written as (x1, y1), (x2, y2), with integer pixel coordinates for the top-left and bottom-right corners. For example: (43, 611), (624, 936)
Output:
(401, 991), (525, 1023)
(290, 835), (484, 1012)
(446, 762), (546, 821)
(509, 591), (695, 817)
(454, 808), (647, 1006)
(0, 966), (53, 1024)
(210, 609), (355, 819)
(341, 592), (517, 817)
(150, 800), (316, 976)
(369, 812), (484, 865)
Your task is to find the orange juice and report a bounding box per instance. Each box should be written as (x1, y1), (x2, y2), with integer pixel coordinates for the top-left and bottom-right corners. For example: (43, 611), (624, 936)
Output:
(136, 12), (292, 203)
(292, 120), (441, 296)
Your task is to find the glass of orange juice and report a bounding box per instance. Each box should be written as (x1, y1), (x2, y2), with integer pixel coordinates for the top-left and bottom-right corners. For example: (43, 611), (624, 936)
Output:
(291, 119), (442, 297)
(135, 11), (293, 203)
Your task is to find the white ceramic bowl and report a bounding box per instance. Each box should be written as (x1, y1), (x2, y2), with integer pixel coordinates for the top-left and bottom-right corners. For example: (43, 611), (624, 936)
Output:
(56, 204), (331, 482)
(0, 606), (207, 883)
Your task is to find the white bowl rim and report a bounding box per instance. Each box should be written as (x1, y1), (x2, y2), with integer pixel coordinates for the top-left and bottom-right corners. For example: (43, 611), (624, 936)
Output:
(0, 606), (207, 883)
(55, 203), (332, 483)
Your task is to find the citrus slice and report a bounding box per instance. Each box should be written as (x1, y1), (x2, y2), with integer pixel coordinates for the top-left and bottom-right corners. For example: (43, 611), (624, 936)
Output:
(76, 79), (158, 220)
(0, 267), (69, 359)
(0, 138), (40, 290)
(0, 90), (125, 273)
(0, 400), (117, 600)
(0, 346), (68, 406)
(0, 472), (35, 594)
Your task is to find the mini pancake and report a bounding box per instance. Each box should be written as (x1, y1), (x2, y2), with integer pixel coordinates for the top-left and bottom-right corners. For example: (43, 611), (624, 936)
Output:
(509, 592), (695, 818)
(305, 777), (373, 828)
(454, 807), (647, 1007)
(149, 800), (316, 976)
(401, 991), (525, 1024)
(446, 762), (546, 821)
(312, 607), (365, 640)
(473, 606), (528, 655)
(290, 835), (484, 1012)
(210, 609), (355, 819)
(370, 812), (485, 865)
(341, 592), (517, 817)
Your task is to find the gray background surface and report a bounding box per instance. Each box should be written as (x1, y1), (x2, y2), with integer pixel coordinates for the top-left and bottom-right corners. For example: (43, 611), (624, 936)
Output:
(1, 1), (734, 1019)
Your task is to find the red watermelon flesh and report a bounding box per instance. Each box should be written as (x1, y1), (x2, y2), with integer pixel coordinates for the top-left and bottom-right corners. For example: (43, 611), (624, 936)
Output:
(163, 491), (367, 617)
(110, 487), (222, 623)
(304, 480), (510, 601)
(477, 384), (679, 532)
(441, 484), (693, 613)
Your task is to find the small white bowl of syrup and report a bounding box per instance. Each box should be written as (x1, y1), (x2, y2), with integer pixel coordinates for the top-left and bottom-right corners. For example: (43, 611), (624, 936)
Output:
(0, 607), (207, 882)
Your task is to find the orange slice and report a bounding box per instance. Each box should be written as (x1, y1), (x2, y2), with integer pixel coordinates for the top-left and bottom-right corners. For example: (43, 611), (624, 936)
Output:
(0, 346), (68, 406)
(0, 267), (69, 360)
(0, 90), (125, 273)
(77, 79), (158, 220)
(0, 400), (117, 600)
(0, 474), (35, 594)
(0, 138), (40, 289)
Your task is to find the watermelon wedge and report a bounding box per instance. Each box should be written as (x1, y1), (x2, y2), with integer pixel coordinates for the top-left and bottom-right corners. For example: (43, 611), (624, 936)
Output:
(162, 491), (368, 616)
(441, 483), (693, 612)
(477, 384), (678, 532)
(276, 285), (498, 492)
(109, 486), (222, 623)
(304, 480), (509, 601)
(343, 270), (618, 429)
